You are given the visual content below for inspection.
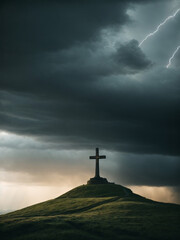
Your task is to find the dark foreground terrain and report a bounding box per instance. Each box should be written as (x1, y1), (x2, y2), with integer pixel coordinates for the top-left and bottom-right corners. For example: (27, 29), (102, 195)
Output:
(0, 184), (180, 240)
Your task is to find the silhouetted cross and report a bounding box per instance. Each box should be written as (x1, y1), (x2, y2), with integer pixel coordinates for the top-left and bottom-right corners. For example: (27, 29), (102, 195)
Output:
(89, 148), (106, 178)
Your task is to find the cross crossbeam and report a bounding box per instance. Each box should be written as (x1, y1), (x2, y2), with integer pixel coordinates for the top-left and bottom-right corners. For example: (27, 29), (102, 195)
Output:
(89, 148), (106, 178)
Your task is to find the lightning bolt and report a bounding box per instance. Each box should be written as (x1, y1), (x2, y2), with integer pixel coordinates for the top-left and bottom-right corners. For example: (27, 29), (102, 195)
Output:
(166, 45), (180, 68)
(139, 8), (180, 47)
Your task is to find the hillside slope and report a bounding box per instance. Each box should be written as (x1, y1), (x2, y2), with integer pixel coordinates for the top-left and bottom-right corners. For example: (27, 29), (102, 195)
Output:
(0, 184), (180, 240)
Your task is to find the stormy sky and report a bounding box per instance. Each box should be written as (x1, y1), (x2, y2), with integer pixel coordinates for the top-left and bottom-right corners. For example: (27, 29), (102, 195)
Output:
(0, 0), (180, 211)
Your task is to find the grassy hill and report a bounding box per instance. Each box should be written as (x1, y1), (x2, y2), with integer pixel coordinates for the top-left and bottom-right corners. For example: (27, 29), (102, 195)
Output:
(0, 184), (180, 240)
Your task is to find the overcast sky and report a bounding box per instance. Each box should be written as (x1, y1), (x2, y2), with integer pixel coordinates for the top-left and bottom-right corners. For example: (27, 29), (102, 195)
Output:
(0, 0), (180, 211)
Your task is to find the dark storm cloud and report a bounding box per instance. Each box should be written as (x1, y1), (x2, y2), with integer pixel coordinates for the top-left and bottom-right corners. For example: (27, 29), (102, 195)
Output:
(114, 40), (152, 72)
(0, 0), (163, 57)
(0, 0), (179, 157)
(114, 154), (180, 187)
(1, 66), (179, 156)
(0, 39), (152, 97)
(0, 0), (130, 55)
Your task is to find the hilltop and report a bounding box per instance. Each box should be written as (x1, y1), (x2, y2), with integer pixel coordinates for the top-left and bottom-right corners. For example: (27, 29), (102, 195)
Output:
(0, 184), (180, 240)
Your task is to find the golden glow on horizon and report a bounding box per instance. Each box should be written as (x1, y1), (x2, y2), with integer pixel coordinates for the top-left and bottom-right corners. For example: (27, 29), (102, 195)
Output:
(129, 185), (179, 204)
(1, 180), (179, 213)
(0, 182), (71, 212)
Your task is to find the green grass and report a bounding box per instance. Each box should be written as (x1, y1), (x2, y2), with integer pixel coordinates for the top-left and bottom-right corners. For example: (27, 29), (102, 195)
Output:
(60, 184), (132, 198)
(4, 197), (116, 217)
(0, 184), (180, 240)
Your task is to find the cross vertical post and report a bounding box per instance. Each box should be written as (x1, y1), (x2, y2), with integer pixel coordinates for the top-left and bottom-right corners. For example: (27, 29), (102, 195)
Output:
(96, 148), (99, 177)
